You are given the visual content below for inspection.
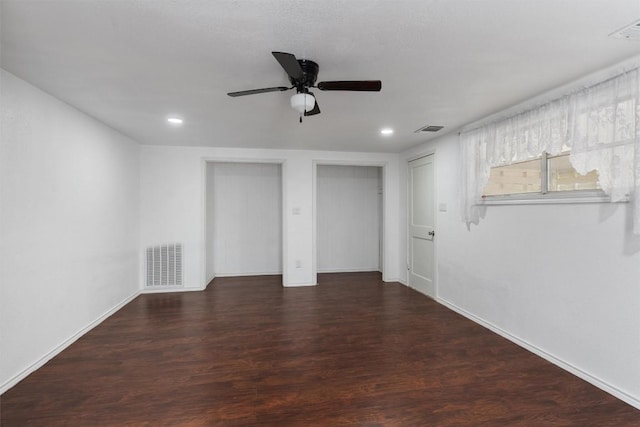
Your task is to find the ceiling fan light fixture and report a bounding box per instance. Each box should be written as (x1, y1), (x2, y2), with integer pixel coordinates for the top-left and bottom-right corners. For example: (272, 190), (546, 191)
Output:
(290, 93), (316, 113)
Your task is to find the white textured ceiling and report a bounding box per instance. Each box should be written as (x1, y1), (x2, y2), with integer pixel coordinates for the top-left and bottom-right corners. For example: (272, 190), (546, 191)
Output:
(2, 0), (640, 153)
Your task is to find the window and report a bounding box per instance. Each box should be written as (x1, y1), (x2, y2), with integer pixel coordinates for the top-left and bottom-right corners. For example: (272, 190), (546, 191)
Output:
(547, 154), (600, 192)
(483, 158), (542, 196)
(460, 67), (638, 229)
(482, 152), (602, 199)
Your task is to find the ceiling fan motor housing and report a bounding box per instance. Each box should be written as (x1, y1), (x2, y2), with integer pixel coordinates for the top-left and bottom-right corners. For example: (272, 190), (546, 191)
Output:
(290, 60), (319, 91)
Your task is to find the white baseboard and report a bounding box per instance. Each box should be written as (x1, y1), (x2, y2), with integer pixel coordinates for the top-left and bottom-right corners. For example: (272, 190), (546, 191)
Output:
(283, 282), (317, 287)
(214, 272), (282, 277)
(0, 290), (140, 395)
(436, 297), (640, 411)
(317, 267), (380, 273)
(141, 286), (206, 294)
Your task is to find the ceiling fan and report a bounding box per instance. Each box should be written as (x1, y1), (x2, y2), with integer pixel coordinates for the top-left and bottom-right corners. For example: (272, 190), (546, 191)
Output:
(227, 52), (382, 121)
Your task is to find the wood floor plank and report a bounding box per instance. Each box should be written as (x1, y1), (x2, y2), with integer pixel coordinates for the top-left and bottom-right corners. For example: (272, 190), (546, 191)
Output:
(2, 272), (639, 426)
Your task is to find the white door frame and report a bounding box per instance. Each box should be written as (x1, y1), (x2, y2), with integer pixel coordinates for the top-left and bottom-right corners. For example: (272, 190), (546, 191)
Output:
(202, 157), (287, 288)
(312, 160), (388, 284)
(406, 151), (437, 297)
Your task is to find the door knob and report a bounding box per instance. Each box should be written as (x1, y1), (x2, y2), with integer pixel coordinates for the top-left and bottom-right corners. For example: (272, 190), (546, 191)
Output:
(428, 230), (435, 237)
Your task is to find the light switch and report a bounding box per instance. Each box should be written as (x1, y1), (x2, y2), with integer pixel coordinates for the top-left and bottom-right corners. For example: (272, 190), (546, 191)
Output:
(439, 203), (447, 212)
(292, 207), (301, 215)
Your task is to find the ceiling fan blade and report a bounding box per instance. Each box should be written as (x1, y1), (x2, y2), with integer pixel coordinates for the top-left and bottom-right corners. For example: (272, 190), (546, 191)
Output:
(272, 52), (304, 81)
(304, 99), (321, 116)
(317, 80), (382, 91)
(227, 86), (289, 97)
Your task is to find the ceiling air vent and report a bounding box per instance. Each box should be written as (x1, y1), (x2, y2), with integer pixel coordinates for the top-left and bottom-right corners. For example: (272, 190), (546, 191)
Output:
(609, 19), (640, 41)
(414, 125), (444, 133)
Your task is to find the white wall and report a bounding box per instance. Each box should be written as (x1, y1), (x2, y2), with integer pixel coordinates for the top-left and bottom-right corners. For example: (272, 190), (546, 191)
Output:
(317, 165), (380, 272)
(140, 146), (400, 288)
(207, 162), (282, 276)
(399, 132), (640, 408)
(0, 70), (140, 392)
(205, 164), (216, 283)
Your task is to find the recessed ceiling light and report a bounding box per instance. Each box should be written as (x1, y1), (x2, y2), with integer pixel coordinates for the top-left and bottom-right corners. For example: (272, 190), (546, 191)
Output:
(167, 117), (183, 125)
(380, 128), (394, 135)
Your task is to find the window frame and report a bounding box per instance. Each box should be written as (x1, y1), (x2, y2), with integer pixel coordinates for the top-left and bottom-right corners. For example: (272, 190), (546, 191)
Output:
(481, 152), (612, 205)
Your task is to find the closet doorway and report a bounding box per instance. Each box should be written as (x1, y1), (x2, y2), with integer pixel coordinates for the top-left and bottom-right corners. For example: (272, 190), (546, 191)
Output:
(315, 164), (383, 275)
(205, 162), (283, 283)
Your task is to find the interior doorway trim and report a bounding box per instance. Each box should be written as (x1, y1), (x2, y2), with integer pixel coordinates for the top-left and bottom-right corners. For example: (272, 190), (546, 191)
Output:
(312, 160), (388, 285)
(201, 157), (287, 289)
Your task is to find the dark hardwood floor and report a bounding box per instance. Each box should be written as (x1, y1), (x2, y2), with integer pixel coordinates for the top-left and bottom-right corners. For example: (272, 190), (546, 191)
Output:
(2, 272), (639, 426)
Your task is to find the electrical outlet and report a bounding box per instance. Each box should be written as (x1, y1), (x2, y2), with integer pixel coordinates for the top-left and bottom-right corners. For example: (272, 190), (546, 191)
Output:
(295, 260), (301, 268)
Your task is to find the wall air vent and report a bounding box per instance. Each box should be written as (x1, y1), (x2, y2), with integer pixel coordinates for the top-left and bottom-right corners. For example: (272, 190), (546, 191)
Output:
(146, 243), (183, 287)
(414, 125), (444, 133)
(609, 19), (640, 41)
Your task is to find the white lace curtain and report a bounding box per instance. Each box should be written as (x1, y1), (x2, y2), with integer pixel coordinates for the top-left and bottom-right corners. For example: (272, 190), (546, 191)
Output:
(460, 66), (640, 233)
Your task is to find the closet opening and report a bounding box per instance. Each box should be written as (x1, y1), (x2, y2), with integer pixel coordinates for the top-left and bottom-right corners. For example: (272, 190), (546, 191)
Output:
(315, 164), (384, 278)
(205, 162), (283, 285)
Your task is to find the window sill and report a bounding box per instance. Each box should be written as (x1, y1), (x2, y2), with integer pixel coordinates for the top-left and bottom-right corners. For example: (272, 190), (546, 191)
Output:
(479, 191), (625, 206)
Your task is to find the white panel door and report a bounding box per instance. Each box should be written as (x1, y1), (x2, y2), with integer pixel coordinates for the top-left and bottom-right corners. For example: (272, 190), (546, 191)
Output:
(409, 155), (435, 297)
